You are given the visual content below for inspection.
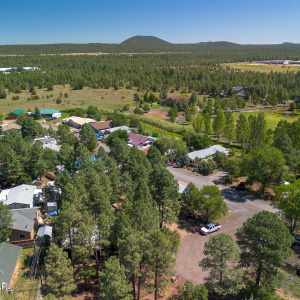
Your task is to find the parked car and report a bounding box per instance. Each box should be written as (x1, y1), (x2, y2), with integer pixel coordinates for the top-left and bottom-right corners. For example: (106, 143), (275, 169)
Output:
(46, 117), (54, 121)
(237, 182), (246, 190)
(174, 163), (180, 168)
(200, 223), (221, 235)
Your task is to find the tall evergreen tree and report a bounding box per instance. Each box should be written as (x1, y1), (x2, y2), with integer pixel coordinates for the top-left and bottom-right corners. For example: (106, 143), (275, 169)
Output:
(44, 244), (75, 298)
(224, 112), (235, 142)
(213, 109), (225, 140)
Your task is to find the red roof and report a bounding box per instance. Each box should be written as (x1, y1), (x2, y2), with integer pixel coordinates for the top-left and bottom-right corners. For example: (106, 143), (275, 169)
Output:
(127, 132), (154, 147)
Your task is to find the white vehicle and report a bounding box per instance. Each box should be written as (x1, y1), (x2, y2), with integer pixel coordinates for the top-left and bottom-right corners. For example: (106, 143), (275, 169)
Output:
(200, 223), (221, 235)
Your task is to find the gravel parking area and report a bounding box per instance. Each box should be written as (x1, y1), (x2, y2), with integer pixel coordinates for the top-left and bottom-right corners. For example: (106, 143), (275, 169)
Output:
(167, 167), (277, 285)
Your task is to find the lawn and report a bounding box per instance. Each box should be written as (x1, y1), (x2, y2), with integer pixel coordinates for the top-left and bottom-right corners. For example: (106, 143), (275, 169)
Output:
(223, 62), (300, 73)
(231, 110), (297, 130)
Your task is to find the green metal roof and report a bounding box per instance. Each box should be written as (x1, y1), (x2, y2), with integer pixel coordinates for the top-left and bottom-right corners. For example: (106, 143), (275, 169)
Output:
(39, 109), (60, 114)
(0, 242), (22, 288)
(7, 109), (24, 115)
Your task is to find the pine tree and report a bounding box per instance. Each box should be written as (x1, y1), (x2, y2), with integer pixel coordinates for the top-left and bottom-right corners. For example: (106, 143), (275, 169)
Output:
(224, 112), (235, 142)
(191, 113), (204, 134)
(203, 112), (212, 135)
(199, 233), (243, 296)
(99, 256), (132, 300)
(0, 202), (13, 242)
(34, 106), (42, 120)
(213, 109), (225, 140)
(44, 244), (75, 298)
(236, 113), (250, 150)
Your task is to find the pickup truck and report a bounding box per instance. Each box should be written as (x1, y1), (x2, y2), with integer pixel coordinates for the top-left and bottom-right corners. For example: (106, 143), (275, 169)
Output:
(200, 223), (221, 235)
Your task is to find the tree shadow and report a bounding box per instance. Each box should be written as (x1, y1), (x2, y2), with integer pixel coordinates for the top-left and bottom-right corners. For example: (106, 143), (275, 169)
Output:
(221, 186), (255, 203)
(177, 213), (203, 233)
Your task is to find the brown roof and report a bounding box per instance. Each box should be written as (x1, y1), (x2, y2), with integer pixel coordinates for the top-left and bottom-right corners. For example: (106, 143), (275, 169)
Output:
(89, 121), (112, 130)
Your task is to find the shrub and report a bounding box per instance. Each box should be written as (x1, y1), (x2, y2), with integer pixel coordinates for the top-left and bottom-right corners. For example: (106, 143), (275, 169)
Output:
(56, 98), (62, 104)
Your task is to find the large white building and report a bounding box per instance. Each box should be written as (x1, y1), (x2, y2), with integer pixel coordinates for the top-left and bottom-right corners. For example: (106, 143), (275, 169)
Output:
(188, 145), (229, 165)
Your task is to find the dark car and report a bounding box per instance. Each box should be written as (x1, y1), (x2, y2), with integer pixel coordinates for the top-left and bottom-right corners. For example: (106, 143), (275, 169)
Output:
(174, 163), (180, 168)
(237, 182), (246, 190)
(294, 236), (300, 246)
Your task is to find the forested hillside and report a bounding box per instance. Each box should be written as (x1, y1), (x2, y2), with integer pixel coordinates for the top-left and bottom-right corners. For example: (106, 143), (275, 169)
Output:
(0, 40), (300, 56)
(0, 54), (299, 101)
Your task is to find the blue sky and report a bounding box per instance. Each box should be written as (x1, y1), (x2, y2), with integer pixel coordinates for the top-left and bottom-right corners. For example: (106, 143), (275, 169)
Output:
(1, 0), (299, 45)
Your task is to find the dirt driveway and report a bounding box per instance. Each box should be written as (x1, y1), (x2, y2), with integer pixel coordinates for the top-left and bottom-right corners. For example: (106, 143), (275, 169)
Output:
(167, 167), (277, 285)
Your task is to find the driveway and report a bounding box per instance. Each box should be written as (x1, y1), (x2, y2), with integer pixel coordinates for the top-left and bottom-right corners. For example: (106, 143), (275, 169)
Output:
(167, 167), (277, 285)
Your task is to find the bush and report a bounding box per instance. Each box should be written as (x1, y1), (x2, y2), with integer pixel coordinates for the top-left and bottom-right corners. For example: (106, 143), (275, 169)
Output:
(143, 103), (151, 112)
(12, 96), (20, 100)
(56, 98), (62, 104)
(152, 131), (160, 138)
(134, 107), (144, 115)
(199, 159), (216, 175)
(122, 104), (129, 111)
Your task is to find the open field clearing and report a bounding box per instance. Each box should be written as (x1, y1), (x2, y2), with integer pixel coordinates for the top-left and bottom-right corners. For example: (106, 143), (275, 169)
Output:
(231, 110), (297, 129)
(224, 62), (300, 73)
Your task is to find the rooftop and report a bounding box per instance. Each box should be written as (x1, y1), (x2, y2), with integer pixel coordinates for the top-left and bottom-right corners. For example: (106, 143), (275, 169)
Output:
(33, 108), (60, 115)
(127, 132), (154, 146)
(43, 144), (61, 152)
(11, 207), (38, 232)
(7, 109), (24, 115)
(0, 184), (36, 208)
(188, 145), (229, 161)
(0, 242), (22, 288)
(0, 123), (21, 131)
(66, 116), (96, 126)
(89, 120), (112, 130)
(104, 126), (131, 133)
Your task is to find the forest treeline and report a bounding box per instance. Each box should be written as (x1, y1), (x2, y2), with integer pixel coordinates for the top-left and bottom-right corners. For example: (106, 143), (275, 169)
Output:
(0, 53), (300, 100)
(0, 41), (300, 56)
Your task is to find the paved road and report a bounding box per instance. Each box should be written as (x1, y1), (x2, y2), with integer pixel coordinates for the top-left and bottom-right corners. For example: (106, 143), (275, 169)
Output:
(167, 167), (277, 284)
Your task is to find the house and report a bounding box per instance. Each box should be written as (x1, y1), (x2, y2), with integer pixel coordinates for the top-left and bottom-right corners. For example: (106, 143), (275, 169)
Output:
(9, 207), (40, 242)
(127, 132), (155, 149)
(0, 123), (21, 133)
(0, 184), (42, 209)
(89, 120), (112, 135)
(188, 145), (229, 165)
(161, 95), (190, 107)
(103, 126), (132, 135)
(33, 137), (61, 152)
(32, 109), (61, 118)
(233, 86), (247, 97)
(43, 143), (61, 152)
(0, 242), (22, 290)
(7, 109), (24, 120)
(66, 116), (96, 129)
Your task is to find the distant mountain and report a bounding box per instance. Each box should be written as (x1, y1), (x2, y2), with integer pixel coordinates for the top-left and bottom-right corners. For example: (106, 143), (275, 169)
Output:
(282, 42), (294, 44)
(121, 35), (170, 45)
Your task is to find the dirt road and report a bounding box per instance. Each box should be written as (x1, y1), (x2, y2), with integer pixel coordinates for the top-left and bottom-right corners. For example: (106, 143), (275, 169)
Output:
(167, 167), (277, 285)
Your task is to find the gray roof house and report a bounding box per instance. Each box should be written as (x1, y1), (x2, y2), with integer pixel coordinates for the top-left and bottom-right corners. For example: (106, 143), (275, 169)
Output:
(188, 145), (229, 165)
(0, 242), (22, 290)
(10, 208), (39, 242)
(233, 86), (247, 97)
(0, 184), (39, 209)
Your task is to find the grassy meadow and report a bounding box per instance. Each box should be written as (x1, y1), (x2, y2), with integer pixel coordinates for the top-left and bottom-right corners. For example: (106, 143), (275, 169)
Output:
(224, 62), (300, 73)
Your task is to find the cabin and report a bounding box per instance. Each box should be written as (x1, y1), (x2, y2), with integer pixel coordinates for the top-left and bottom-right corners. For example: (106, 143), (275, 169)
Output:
(188, 145), (229, 165)
(7, 110), (24, 120)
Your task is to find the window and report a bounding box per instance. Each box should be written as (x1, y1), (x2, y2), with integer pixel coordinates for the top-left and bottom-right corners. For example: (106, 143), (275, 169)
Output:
(19, 234), (26, 239)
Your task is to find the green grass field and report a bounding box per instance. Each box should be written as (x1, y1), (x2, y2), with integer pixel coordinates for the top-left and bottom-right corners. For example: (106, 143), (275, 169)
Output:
(231, 110), (297, 130)
(224, 62), (300, 73)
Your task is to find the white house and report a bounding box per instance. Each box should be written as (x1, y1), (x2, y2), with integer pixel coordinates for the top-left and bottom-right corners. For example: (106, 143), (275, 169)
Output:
(188, 145), (229, 165)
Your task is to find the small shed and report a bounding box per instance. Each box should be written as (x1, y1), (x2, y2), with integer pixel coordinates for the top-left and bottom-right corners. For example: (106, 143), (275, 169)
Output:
(37, 225), (53, 238)
(47, 202), (58, 212)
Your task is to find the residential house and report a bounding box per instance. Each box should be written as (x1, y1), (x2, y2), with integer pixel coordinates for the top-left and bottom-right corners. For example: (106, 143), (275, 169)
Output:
(0, 242), (22, 290)
(89, 120), (112, 135)
(33, 109), (61, 118)
(188, 145), (229, 165)
(0, 184), (42, 209)
(33, 137), (61, 152)
(233, 86), (247, 97)
(127, 132), (155, 149)
(103, 126), (131, 135)
(0, 123), (21, 133)
(161, 95), (190, 107)
(7, 110), (24, 120)
(9, 207), (40, 242)
(66, 116), (96, 129)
